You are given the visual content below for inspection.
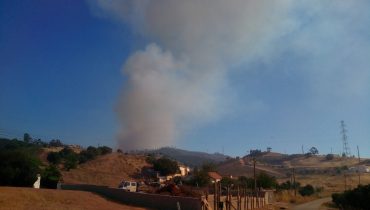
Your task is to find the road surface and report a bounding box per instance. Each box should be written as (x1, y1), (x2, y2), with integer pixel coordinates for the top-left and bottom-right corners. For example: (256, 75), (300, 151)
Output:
(292, 197), (331, 210)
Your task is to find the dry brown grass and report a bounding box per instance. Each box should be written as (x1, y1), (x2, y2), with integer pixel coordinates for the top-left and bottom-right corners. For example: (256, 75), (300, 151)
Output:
(217, 159), (283, 177)
(284, 156), (359, 168)
(62, 153), (150, 187)
(275, 190), (319, 204)
(319, 201), (339, 210)
(0, 187), (148, 210)
(289, 173), (370, 193)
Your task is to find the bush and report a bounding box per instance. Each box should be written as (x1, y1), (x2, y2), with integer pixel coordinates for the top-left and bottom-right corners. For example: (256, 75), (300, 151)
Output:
(221, 177), (237, 187)
(41, 165), (61, 188)
(153, 157), (179, 176)
(64, 153), (78, 170)
(238, 176), (254, 189)
(98, 146), (112, 155)
(0, 150), (40, 187)
(257, 172), (277, 189)
(325, 154), (335, 160)
(278, 180), (300, 190)
(49, 139), (63, 147)
(190, 169), (210, 187)
(47, 152), (62, 164)
(146, 154), (156, 164)
(299, 184), (315, 196)
(332, 184), (370, 209)
(59, 147), (75, 158)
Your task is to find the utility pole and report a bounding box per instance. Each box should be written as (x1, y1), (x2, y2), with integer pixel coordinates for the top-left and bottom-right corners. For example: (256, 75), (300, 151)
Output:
(301, 145), (304, 154)
(253, 157), (257, 193)
(357, 145), (361, 185)
(293, 168), (296, 196)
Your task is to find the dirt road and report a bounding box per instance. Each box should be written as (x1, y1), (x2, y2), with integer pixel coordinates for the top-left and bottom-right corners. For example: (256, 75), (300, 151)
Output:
(291, 197), (331, 210)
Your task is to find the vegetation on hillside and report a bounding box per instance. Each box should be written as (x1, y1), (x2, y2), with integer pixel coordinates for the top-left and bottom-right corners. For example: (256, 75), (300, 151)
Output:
(151, 157), (179, 176)
(47, 145), (113, 170)
(140, 147), (228, 167)
(332, 184), (370, 210)
(0, 134), (113, 188)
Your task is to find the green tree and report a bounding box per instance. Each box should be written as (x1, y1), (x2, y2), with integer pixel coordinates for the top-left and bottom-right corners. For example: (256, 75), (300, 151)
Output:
(332, 184), (370, 209)
(299, 184), (315, 196)
(41, 165), (61, 189)
(64, 153), (78, 170)
(0, 150), (40, 186)
(47, 152), (62, 164)
(97, 146), (112, 155)
(49, 139), (63, 147)
(256, 172), (277, 189)
(238, 176), (254, 189)
(309, 147), (319, 155)
(221, 177), (237, 187)
(153, 157), (179, 176)
(190, 168), (210, 187)
(325, 154), (334, 160)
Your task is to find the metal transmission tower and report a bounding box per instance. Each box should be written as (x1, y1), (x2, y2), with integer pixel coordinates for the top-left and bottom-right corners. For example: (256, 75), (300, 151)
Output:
(340, 120), (351, 157)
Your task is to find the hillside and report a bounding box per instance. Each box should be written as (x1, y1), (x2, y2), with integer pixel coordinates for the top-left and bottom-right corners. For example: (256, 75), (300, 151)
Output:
(216, 152), (368, 178)
(136, 147), (229, 167)
(0, 187), (147, 210)
(217, 158), (284, 178)
(62, 153), (150, 187)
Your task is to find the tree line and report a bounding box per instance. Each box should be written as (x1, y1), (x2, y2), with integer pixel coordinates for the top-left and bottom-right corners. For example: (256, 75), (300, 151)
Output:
(0, 136), (112, 189)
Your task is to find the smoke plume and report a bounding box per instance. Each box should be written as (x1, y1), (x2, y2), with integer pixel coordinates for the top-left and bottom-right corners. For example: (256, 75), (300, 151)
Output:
(88, 0), (370, 150)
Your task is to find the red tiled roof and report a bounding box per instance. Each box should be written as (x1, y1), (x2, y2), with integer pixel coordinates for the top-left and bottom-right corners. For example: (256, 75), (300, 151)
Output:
(207, 171), (222, 180)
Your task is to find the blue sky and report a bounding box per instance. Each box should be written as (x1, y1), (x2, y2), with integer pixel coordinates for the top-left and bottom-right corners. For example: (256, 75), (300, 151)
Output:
(1, 1), (369, 157)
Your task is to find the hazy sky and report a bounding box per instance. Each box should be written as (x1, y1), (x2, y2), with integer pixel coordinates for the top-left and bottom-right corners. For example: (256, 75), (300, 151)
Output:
(1, 1), (369, 157)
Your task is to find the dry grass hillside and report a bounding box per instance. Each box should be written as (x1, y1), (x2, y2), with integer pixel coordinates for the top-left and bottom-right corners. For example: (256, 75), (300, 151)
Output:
(62, 153), (150, 187)
(0, 187), (148, 210)
(217, 158), (284, 177)
(281, 155), (359, 168)
(217, 152), (368, 179)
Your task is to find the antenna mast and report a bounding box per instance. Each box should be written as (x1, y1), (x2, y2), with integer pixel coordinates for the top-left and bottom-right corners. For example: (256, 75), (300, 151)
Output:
(340, 120), (351, 157)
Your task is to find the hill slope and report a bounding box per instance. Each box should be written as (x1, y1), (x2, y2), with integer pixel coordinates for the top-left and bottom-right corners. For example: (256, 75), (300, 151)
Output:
(62, 153), (149, 187)
(0, 187), (147, 210)
(137, 147), (229, 167)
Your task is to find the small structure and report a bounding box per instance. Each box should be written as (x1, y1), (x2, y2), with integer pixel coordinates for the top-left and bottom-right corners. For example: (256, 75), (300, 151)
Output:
(157, 174), (173, 184)
(349, 165), (370, 173)
(179, 165), (190, 176)
(33, 174), (41, 189)
(207, 171), (222, 183)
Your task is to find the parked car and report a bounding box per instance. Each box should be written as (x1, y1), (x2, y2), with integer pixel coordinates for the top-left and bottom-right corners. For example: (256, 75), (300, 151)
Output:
(118, 181), (137, 192)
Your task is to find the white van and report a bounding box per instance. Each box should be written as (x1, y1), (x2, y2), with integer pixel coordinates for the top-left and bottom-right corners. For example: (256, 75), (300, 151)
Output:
(118, 181), (137, 192)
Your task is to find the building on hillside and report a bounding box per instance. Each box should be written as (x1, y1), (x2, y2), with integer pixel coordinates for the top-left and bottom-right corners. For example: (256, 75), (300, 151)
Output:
(349, 165), (370, 173)
(179, 165), (190, 176)
(208, 171), (222, 183)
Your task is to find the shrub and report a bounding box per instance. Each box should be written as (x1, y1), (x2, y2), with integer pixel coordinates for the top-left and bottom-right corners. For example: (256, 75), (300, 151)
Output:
(257, 172), (277, 189)
(47, 152), (62, 164)
(332, 184), (370, 209)
(325, 154), (335, 160)
(238, 176), (254, 189)
(64, 153), (78, 170)
(48, 139), (63, 147)
(0, 150), (40, 187)
(190, 169), (210, 187)
(153, 157), (179, 176)
(98, 146), (112, 155)
(221, 177), (237, 187)
(299, 184), (315, 196)
(41, 165), (61, 188)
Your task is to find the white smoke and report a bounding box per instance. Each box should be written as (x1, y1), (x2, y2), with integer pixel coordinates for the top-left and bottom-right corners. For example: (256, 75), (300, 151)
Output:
(87, 0), (370, 150)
